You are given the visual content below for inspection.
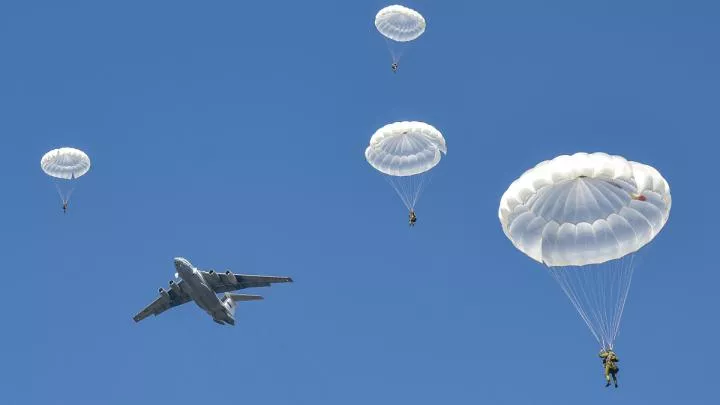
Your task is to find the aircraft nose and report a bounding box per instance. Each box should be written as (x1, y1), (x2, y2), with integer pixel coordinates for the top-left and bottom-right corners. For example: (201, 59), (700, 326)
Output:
(174, 257), (189, 271)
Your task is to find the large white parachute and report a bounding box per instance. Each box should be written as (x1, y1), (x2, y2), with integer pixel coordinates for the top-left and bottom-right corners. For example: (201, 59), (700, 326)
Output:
(41, 148), (91, 180)
(41, 147), (91, 206)
(499, 152), (671, 266)
(365, 121), (446, 177)
(499, 152), (671, 349)
(375, 5), (426, 66)
(365, 121), (446, 211)
(375, 5), (426, 42)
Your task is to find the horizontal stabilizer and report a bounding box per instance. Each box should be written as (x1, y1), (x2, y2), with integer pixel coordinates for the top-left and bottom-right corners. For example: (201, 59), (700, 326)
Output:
(225, 293), (264, 302)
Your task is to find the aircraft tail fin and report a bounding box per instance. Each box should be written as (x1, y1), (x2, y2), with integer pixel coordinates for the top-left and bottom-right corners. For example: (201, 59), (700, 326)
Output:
(221, 293), (263, 320)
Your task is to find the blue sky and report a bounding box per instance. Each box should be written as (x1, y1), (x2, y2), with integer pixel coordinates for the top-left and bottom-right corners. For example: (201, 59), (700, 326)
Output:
(1, 1), (718, 404)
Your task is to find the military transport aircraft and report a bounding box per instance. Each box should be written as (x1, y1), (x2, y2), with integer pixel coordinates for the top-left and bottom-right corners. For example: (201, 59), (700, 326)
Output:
(133, 257), (293, 325)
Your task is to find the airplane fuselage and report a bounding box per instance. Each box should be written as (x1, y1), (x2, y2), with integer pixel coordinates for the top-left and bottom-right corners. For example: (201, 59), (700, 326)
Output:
(175, 258), (235, 325)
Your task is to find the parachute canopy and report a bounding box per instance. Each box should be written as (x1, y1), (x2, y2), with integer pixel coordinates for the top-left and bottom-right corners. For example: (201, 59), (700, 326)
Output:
(375, 5), (426, 42)
(365, 121), (446, 211)
(499, 152), (671, 267)
(41, 147), (91, 180)
(365, 121), (446, 177)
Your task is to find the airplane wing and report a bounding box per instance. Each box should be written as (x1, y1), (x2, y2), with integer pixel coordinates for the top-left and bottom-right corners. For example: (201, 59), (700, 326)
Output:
(133, 281), (193, 323)
(202, 271), (293, 294)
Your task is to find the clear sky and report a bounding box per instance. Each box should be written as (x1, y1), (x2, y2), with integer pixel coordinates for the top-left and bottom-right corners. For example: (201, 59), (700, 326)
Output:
(1, 1), (718, 404)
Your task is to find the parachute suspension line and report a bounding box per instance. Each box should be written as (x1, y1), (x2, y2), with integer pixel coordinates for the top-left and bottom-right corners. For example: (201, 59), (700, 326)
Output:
(548, 266), (602, 344)
(612, 254), (636, 347)
(411, 171), (433, 208)
(385, 172), (433, 211)
(546, 255), (636, 350)
(386, 176), (413, 210)
(384, 38), (405, 64)
(54, 183), (64, 202)
(54, 181), (75, 204)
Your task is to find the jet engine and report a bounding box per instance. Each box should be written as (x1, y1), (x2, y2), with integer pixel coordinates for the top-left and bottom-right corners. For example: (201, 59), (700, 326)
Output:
(206, 270), (220, 283)
(158, 288), (169, 298)
(169, 280), (182, 294)
(224, 271), (237, 284)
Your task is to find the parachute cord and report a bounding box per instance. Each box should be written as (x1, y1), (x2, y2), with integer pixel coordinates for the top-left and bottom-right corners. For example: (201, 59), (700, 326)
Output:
(385, 172), (434, 212)
(611, 255), (635, 344)
(384, 38), (404, 64)
(54, 182), (75, 204)
(412, 172), (433, 208)
(547, 256), (636, 349)
(386, 176), (412, 211)
(411, 175), (422, 208)
(595, 263), (612, 346)
(55, 183), (65, 202)
(65, 187), (75, 203)
(548, 267), (602, 344)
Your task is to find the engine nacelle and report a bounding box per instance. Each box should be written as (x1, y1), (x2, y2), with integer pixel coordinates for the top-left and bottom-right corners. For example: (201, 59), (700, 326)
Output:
(205, 269), (220, 283)
(225, 270), (237, 284)
(169, 280), (182, 294)
(158, 288), (169, 298)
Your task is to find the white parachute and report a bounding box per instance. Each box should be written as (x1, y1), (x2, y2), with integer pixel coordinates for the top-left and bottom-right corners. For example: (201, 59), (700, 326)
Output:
(365, 121), (446, 211)
(375, 5), (426, 42)
(41, 147), (91, 207)
(375, 5), (426, 65)
(499, 152), (671, 349)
